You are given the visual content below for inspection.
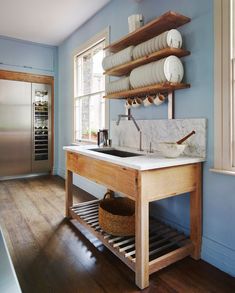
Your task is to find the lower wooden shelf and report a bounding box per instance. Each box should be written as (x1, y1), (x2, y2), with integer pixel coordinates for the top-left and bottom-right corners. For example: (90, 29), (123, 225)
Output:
(103, 82), (190, 99)
(69, 200), (194, 274)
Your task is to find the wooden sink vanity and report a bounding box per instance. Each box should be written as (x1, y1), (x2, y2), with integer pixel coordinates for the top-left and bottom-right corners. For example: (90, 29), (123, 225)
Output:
(64, 149), (202, 289)
(64, 10), (204, 289)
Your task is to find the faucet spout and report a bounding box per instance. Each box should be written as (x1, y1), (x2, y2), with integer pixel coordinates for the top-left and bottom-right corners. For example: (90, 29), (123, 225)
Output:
(116, 114), (143, 151)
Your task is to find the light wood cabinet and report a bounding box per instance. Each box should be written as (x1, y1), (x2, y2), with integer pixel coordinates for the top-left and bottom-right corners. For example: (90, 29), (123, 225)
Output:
(67, 152), (138, 199)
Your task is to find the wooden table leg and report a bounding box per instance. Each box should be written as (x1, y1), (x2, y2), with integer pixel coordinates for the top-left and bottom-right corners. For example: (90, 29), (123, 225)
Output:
(190, 163), (202, 259)
(135, 195), (149, 289)
(65, 169), (73, 218)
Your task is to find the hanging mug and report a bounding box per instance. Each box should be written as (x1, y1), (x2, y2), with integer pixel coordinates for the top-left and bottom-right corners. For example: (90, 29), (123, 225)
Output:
(132, 97), (142, 108)
(154, 93), (165, 106)
(125, 98), (132, 109)
(143, 96), (154, 107)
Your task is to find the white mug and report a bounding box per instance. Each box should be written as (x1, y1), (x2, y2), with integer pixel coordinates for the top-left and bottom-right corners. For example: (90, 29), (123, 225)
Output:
(143, 96), (154, 107)
(132, 97), (142, 108)
(125, 98), (132, 109)
(128, 14), (144, 33)
(154, 94), (165, 106)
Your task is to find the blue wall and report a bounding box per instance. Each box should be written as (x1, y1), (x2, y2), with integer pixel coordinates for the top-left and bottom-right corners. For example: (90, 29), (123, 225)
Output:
(0, 36), (57, 74)
(0, 36), (59, 172)
(57, 0), (235, 276)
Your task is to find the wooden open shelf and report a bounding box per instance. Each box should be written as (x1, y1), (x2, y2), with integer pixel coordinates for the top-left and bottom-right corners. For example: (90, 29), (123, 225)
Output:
(105, 48), (190, 76)
(105, 11), (191, 53)
(69, 200), (193, 274)
(104, 82), (190, 99)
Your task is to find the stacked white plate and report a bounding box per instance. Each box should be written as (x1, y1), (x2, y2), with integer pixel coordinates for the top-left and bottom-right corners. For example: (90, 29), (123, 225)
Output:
(130, 55), (184, 88)
(132, 29), (182, 60)
(106, 77), (130, 94)
(102, 46), (134, 71)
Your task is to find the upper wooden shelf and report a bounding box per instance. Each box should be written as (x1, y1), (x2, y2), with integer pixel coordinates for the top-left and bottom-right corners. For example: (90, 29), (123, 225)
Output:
(104, 48), (190, 76)
(103, 83), (190, 99)
(105, 11), (191, 53)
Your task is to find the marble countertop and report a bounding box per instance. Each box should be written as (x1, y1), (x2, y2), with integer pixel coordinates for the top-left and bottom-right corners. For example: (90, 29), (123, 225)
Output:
(63, 145), (205, 171)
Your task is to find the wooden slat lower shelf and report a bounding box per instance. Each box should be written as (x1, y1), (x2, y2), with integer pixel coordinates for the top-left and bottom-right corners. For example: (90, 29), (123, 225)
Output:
(69, 204), (135, 272)
(69, 201), (193, 275)
(104, 83), (190, 99)
(149, 240), (194, 274)
(105, 48), (190, 77)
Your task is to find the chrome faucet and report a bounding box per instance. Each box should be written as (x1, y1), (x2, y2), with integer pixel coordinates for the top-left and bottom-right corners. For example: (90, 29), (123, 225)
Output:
(116, 114), (143, 151)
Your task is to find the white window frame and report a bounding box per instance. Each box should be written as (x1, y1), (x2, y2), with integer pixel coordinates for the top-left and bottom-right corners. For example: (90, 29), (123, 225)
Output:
(73, 27), (110, 144)
(212, 0), (235, 175)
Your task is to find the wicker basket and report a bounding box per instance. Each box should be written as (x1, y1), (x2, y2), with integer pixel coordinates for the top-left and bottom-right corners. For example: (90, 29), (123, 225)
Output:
(99, 192), (135, 236)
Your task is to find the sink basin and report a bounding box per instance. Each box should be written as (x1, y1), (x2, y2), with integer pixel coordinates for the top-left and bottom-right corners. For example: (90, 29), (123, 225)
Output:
(89, 148), (142, 158)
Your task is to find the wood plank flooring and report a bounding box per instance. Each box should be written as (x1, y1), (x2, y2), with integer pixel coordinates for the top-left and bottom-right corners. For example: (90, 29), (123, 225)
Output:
(0, 175), (234, 293)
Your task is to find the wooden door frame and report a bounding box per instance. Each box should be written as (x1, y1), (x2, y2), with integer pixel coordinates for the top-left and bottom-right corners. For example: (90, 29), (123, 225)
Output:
(0, 69), (55, 174)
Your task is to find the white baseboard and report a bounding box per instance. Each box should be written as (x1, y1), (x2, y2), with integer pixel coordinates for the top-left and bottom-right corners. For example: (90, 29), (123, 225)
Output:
(52, 166), (58, 175)
(151, 214), (190, 236)
(152, 214), (235, 277)
(56, 167), (66, 178)
(201, 237), (235, 277)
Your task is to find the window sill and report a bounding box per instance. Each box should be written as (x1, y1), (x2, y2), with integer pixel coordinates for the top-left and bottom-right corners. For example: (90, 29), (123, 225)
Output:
(210, 168), (235, 176)
(72, 141), (96, 146)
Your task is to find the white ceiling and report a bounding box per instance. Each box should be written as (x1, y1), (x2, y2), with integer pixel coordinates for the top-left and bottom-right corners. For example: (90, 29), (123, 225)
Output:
(0, 0), (110, 46)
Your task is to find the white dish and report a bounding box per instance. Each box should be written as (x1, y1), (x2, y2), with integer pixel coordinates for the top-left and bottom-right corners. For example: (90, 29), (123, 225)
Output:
(133, 46), (138, 59)
(147, 39), (153, 55)
(154, 36), (159, 52)
(102, 46), (134, 70)
(130, 67), (139, 88)
(162, 31), (168, 48)
(149, 62), (155, 84)
(167, 29), (182, 48)
(106, 77), (130, 94)
(151, 37), (156, 53)
(130, 55), (184, 89)
(144, 41), (149, 56)
(160, 58), (167, 82)
(163, 55), (184, 83)
(128, 29), (183, 63)
(151, 62), (157, 83)
(159, 33), (164, 50)
(154, 60), (160, 83)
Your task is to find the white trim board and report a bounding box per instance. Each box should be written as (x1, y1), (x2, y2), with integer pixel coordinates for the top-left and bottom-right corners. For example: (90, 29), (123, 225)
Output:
(202, 237), (235, 277)
(0, 229), (22, 293)
(72, 27), (110, 144)
(213, 0), (235, 172)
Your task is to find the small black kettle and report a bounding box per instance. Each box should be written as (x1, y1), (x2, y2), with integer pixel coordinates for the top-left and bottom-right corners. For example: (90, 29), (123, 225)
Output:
(97, 129), (108, 147)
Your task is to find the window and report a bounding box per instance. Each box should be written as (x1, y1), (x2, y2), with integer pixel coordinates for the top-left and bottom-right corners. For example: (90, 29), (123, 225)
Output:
(213, 0), (235, 174)
(74, 30), (108, 143)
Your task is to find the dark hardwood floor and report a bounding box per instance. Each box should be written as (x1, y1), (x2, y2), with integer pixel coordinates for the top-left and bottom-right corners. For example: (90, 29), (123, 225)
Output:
(0, 175), (234, 293)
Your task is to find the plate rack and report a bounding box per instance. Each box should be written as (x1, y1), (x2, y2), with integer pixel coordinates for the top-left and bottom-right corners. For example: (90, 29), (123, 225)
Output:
(69, 200), (193, 273)
(103, 11), (191, 119)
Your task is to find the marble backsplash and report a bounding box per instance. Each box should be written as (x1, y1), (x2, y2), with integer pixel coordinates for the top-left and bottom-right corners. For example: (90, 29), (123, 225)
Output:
(110, 118), (207, 158)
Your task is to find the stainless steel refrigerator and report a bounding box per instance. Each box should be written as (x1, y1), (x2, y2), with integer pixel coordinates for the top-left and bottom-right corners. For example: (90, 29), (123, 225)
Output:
(0, 79), (51, 178)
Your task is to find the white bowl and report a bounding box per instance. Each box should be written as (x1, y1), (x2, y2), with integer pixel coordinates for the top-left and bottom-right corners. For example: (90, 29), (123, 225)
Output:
(158, 142), (186, 158)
